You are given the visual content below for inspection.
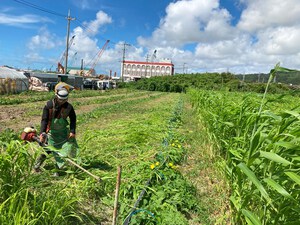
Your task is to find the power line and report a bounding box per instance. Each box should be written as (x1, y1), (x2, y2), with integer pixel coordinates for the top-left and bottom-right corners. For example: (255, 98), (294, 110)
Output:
(13, 0), (142, 72)
(13, 0), (136, 47)
(13, 0), (66, 18)
(75, 19), (128, 46)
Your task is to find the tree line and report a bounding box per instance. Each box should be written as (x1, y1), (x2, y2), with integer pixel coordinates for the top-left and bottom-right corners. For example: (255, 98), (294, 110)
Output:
(119, 72), (300, 94)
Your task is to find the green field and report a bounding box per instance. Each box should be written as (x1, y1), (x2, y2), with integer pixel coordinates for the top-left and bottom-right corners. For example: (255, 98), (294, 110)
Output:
(1, 86), (299, 224)
(0, 89), (228, 225)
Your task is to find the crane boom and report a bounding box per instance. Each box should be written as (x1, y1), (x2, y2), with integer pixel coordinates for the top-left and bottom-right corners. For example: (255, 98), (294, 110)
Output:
(151, 49), (157, 62)
(57, 35), (76, 73)
(86, 40), (110, 76)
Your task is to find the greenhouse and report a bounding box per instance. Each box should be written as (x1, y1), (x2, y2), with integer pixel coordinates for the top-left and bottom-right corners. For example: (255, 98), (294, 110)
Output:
(0, 66), (29, 94)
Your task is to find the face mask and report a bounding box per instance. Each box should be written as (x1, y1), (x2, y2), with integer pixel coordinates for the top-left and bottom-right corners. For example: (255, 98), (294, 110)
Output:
(57, 98), (68, 105)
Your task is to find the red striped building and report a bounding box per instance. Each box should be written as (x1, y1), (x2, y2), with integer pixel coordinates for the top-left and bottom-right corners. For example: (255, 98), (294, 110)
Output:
(121, 59), (174, 81)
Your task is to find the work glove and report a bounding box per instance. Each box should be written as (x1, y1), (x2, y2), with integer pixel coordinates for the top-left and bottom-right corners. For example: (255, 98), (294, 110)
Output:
(69, 132), (75, 139)
(39, 132), (47, 143)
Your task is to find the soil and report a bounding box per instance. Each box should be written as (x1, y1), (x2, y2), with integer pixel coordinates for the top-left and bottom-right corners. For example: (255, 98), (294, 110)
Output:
(0, 92), (162, 133)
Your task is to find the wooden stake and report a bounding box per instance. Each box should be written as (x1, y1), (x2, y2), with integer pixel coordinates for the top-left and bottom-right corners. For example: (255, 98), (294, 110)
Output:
(112, 166), (122, 225)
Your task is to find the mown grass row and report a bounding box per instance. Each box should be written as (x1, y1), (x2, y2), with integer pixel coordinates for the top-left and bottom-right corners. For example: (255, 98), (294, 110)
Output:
(0, 91), (169, 225)
(75, 92), (201, 223)
(187, 78), (300, 224)
(0, 89), (137, 105)
(114, 97), (199, 224)
(1, 90), (203, 224)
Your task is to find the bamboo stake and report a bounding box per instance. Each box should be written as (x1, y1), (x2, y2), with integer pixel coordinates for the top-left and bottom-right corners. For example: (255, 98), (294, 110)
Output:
(112, 166), (122, 225)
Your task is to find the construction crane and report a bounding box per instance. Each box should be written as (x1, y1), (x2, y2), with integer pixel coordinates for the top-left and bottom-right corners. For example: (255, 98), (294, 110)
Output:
(57, 35), (76, 74)
(85, 40), (110, 76)
(151, 49), (157, 62)
(70, 52), (77, 66)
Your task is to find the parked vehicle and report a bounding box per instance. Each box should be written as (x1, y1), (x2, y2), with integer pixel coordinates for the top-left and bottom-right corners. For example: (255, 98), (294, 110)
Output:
(94, 80), (115, 90)
(83, 79), (93, 89)
(44, 82), (58, 91)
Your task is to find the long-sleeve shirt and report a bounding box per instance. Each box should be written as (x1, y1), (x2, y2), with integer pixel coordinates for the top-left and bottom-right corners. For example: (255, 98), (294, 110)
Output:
(40, 99), (76, 134)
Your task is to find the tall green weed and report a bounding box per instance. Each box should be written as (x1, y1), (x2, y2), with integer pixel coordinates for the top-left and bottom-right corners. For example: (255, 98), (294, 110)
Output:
(187, 64), (300, 224)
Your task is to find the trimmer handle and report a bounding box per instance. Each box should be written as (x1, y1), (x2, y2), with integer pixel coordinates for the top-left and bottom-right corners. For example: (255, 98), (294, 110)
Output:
(32, 136), (46, 147)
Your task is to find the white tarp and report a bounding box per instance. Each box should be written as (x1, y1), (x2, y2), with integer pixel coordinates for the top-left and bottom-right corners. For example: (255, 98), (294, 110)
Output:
(0, 67), (29, 93)
(0, 67), (28, 79)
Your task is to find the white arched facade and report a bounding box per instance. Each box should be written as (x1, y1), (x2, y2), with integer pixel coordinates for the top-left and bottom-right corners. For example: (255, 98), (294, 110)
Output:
(122, 60), (174, 81)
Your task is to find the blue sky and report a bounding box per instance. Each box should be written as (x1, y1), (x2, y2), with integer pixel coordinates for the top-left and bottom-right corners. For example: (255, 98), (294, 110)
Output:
(1, 0), (300, 75)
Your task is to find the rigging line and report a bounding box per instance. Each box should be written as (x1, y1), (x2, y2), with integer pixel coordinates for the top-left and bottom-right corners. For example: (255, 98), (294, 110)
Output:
(75, 18), (100, 36)
(13, 0), (66, 18)
(74, 19), (120, 45)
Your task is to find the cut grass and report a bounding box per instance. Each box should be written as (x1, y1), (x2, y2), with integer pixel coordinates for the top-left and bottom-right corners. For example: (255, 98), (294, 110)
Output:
(0, 90), (230, 224)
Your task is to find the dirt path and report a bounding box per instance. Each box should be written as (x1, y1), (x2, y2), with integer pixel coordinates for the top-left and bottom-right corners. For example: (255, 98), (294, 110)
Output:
(0, 92), (162, 133)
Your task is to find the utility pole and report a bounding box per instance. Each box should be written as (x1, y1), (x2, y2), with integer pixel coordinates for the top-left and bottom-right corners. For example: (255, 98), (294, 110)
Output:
(150, 50), (157, 77)
(121, 42), (130, 82)
(183, 63), (186, 74)
(144, 55), (148, 77)
(64, 10), (75, 75)
(145, 54), (150, 62)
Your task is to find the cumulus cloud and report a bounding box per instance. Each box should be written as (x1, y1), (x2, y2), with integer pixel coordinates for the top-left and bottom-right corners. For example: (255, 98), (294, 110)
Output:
(138, 0), (235, 48)
(16, 0), (300, 74)
(254, 26), (300, 55)
(28, 0), (299, 74)
(67, 11), (113, 68)
(27, 27), (60, 50)
(136, 0), (300, 73)
(83, 10), (113, 36)
(25, 27), (62, 67)
(238, 0), (300, 32)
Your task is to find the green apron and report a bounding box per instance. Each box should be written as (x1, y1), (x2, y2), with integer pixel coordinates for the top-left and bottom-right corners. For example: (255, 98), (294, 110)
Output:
(48, 117), (79, 168)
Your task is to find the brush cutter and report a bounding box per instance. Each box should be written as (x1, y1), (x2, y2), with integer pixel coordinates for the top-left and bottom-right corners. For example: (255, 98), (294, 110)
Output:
(21, 127), (101, 182)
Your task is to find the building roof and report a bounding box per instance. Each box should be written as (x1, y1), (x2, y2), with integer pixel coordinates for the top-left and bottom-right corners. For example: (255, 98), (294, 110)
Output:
(0, 66), (28, 79)
(68, 66), (91, 70)
(124, 60), (174, 66)
(30, 72), (83, 79)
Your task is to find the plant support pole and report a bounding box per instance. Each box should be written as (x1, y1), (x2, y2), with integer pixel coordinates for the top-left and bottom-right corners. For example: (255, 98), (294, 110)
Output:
(112, 166), (122, 225)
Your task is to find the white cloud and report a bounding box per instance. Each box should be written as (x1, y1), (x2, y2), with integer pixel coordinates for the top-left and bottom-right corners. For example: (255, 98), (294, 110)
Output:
(67, 11), (113, 69)
(136, 0), (300, 73)
(83, 10), (113, 36)
(27, 27), (60, 50)
(254, 26), (300, 55)
(0, 13), (52, 27)
(16, 0), (300, 74)
(138, 0), (234, 48)
(238, 0), (300, 32)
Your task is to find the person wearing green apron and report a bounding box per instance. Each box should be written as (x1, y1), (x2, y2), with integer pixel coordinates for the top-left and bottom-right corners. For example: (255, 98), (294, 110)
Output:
(34, 85), (78, 175)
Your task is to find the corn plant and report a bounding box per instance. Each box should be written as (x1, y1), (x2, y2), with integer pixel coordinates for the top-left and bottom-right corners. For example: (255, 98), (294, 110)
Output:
(187, 63), (300, 224)
(0, 140), (37, 200)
